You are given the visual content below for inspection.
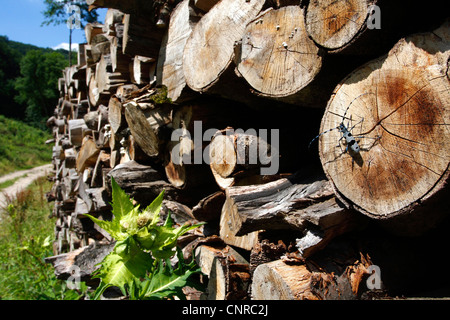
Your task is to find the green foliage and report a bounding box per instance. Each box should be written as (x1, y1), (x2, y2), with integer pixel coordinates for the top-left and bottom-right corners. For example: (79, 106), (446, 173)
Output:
(0, 36), (25, 119)
(150, 86), (172, 105)
(137, 249), (202, 300)
(0, 36), (75, 124)
(0, 115), (52, 176)
(0, 177), (85, 300)
(86, 178), (204, 300)
(14, 50), (68, 127)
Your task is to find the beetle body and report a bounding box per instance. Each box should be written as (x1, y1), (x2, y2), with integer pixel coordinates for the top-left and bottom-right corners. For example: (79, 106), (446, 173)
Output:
(338, 123), (360, 154)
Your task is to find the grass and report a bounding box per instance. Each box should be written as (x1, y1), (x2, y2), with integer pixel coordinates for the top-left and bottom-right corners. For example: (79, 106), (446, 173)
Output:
(0, 115), (52, 176)
(0, 176), (84, 300)
(0, 176), (22, 190)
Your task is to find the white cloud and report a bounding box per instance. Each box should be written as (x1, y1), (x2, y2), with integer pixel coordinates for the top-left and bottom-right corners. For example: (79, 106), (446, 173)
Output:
(52, 43), (79, 52)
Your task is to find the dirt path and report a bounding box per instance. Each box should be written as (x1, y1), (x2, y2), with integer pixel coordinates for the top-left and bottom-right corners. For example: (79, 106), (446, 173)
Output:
(0, 164), (53, 210)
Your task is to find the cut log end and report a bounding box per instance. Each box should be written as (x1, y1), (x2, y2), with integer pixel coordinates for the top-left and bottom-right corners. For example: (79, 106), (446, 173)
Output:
(183, 0), (266, 92)
(305, 0), (374, 51)
(236, 6), (322, 98)
(319, 28), (450, 223)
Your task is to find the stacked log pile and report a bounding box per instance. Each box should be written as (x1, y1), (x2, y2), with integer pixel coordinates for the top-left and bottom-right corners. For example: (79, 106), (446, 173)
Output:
(45, 0), (449, 300)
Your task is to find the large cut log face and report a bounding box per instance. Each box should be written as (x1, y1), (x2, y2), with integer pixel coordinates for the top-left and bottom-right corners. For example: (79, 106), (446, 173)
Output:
(183, 0), (265, 92)
(320, 67), (450, 218)
(237, 6), (322, 97)
(305, 0), (370, 50)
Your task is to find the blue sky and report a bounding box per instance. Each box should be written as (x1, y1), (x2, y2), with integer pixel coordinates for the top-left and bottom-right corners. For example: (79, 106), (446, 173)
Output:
(0, 0), (106, 50)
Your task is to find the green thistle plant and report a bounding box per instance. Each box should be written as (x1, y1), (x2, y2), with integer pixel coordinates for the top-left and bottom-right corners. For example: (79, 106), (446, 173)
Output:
(86, 177), (204, 300)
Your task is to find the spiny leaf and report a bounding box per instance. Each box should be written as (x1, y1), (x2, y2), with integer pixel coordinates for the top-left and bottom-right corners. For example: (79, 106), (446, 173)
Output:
(84, 214), (127, 241)
(136, 212), (205, 259)
(110, 176), (134, 221)
(92, 237), (154, 299)
(143, 190), (165, 222)
(139, 250), (202, 300)
(86, 178), (204, 300)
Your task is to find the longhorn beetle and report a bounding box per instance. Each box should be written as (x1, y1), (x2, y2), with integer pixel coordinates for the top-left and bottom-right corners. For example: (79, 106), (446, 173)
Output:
(308, 92), (374, 157)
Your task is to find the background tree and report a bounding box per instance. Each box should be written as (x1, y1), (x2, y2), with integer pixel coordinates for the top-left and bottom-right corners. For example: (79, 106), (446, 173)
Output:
(0, 36), (25, 119)
(14, 50), (68, 128)
(41, 0), (99, 66)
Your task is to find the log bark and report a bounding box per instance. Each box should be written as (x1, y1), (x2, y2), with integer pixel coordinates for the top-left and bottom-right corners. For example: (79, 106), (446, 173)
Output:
(106, 160), (178, 206)
(192, 191), (226, 222)
(304, 0), (377, 52)
(78, 182), (111, 214)
(317, 22), (450, 233)
(235, 6), (323, 101)
(45, 242), (115, 284)
(122, 14), (165, 59)
(220, 175), (362, 256)
(84, 111), (99, 130)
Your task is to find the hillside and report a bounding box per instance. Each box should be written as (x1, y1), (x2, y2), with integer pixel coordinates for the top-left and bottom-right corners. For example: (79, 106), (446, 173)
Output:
(0, 115), (52, 176)
(0, 35), (75, 123)
(5, 37), (75, 61)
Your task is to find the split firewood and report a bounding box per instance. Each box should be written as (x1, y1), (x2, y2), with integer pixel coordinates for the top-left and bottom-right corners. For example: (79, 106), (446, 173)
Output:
(103, 8), (125, 36)
(124, 134), (149, 163)
(130, 55), (155, 85)
(249, 237), (287, 275)
(76, 136), (100, 173)
(85, 23), (105, 45)
(89, 33), (111, 64)
(195, 244), (250, 300)
(88, 74), (111, 108)
(106, 160), (177, 204)
(91, 150), (111, 187)
(251, 238), (374, 300)
(59, 99), (73, 117)
(220, 174), (362, 255)
(86, 0), (155, 15)
(192, 191), (225, 222)
(68, 119), (88, 147)
(164, 99), (249, 189)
